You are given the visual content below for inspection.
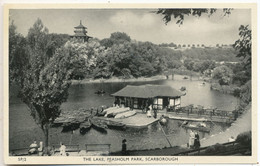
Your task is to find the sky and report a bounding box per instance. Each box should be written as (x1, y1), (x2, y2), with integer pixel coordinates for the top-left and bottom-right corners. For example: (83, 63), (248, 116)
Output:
(9, 9), (251, 45)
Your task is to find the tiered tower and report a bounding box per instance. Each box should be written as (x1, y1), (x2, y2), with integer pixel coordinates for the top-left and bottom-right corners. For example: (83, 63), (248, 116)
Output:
(70, 20), (92, 42)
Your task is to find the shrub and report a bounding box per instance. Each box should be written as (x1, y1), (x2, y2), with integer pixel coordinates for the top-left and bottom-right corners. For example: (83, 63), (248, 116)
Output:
(205, 143), (227, 154)
(236, 131), (251, 147)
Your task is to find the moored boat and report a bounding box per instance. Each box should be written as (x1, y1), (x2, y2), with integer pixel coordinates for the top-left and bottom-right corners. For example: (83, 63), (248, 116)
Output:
(80, 120), (92, 135)
(104, 107), (130, 117)
(110, 107), (130, 117)
(95, 90), (105, 95)
(90, 118), (108, 134)
(104, 107), (122, 115)
(106, 121), (126, 130)
(180, 86), (186, 91)
(61, 122), (80, 133)
(114, 110), (136, 119)
(182, 123), (210, 133)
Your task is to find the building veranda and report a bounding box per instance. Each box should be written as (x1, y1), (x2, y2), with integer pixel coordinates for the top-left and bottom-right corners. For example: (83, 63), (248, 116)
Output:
(111, 84), (184, 111)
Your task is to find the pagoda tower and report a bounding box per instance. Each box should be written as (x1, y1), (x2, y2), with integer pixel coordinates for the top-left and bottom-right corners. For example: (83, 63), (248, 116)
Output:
(70, 20), (92, 42)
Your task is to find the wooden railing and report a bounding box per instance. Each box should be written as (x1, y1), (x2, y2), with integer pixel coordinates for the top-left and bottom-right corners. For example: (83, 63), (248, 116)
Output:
(168, 104), (239, 120)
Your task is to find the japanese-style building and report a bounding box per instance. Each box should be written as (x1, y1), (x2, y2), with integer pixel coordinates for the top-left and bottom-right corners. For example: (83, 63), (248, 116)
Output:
(70, 20), (92, 42)
(111, 84), (184, 110)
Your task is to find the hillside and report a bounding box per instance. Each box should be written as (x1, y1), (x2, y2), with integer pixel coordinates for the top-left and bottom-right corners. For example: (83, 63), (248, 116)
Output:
(178, 47), (239, 62)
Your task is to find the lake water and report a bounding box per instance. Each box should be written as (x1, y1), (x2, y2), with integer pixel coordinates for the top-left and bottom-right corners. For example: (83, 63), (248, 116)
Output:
(9, 76), (238, 153)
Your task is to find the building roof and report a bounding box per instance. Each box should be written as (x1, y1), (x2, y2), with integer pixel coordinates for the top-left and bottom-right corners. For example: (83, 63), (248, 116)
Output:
(111, 84), (184, 98)
(74, 20), (87, 29)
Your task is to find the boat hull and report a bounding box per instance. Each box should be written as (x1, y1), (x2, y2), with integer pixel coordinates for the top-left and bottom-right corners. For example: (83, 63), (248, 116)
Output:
(90, 119), (108, 134)
(79, 121), (92, 135)
(114, 110), (136, 119)
(61, 122), (80, 132)
(107, 121), (126, 130)
(182, 125), (210, 133)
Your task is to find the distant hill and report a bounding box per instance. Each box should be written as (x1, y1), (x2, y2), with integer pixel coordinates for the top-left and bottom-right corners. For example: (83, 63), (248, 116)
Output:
(180, 47), (239, 62)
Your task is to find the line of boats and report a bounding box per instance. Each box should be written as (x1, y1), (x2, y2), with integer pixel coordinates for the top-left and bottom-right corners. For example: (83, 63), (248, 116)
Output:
(53, 106), (137, 134)
(53, 106), (211, 135)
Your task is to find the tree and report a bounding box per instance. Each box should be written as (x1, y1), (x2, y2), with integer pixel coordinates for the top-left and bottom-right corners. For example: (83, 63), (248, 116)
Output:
(12, 19), (94, 149)
(212, 65), (233, 85)
(9, 21), (28, 85)
(233, 25), (252, 106)
(233, 25), (251, 75)
(184, 59), (194, 71)
(156, 8), (232, 25)
(64, 39), (102, 79)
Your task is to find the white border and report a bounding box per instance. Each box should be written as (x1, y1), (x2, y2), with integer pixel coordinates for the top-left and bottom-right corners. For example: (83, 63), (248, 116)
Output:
(1, 1), (259, 165)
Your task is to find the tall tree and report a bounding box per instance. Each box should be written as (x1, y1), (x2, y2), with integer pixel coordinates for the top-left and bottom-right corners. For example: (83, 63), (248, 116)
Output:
(11, 19), (94, 149)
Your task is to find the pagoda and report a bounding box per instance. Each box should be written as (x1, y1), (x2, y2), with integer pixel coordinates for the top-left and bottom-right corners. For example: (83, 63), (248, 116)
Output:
(70, 20), (92, 42)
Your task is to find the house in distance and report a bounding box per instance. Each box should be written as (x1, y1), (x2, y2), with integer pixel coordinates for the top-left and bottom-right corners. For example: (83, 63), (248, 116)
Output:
(70, 20), (92, 42)
(111, 84), (184, 111)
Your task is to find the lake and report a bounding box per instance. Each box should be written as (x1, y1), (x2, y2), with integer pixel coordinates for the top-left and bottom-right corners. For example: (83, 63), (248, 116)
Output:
(9, 76), (238, 153)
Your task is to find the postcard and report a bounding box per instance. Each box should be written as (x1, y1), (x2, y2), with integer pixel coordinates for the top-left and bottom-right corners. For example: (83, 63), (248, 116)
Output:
(3, 3), (258, 164)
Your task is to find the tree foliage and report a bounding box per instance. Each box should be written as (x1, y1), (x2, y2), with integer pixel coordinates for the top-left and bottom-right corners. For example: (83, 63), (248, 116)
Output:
(233, 25), (251, 75)
(212, 65), (233, 85)
(9, 19), (95, 148)
(156, 8), (232, 25)
(9, 21), (28, 85)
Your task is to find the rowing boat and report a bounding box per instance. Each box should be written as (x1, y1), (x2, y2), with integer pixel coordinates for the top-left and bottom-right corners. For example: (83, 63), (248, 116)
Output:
(79, 120), (92, 135)
(105, 107), (130, 117)
(114, 110), (136, 119)
(182, 124), (210, 133)
(90, 118), (108, 134)
(61, 122), (80, 133)
(106, 121), (126, 130)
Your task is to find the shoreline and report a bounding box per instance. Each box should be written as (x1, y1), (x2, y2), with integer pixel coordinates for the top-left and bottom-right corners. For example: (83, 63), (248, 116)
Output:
(71, 75), (167, 85)
(70, 74), (203, 85)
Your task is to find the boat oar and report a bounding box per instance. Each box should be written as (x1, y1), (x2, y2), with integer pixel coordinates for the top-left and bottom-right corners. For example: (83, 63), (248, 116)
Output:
(180, 120), (188, 128)
(158, 121), (172, 147)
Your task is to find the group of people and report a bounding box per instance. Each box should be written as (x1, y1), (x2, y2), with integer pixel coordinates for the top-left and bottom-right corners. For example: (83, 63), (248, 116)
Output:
(189, 130), (201, 149)
(28, 141), (43, 155)
(28, 141), (67, 156)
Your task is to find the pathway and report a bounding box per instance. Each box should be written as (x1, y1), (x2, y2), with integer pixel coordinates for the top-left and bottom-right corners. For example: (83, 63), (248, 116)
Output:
(200, 105), (251, 147)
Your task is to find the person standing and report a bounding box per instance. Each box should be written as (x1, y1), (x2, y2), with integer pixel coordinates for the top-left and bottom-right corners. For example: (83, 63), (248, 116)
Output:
(194, 132), (201, 149)
(147, 109), (152, 118)
(189, 130), (195, 148)
(122, 139), (127, 155)
(153, 108), (157, 119)
(59, 143), (66, 156)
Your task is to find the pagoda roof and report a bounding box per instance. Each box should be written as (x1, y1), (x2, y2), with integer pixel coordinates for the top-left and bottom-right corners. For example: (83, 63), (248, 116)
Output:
(111, 84), (184, 98)
(74, 20), (87, 29)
